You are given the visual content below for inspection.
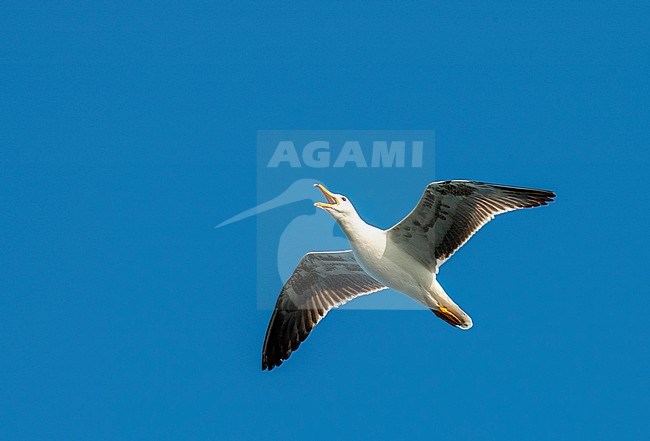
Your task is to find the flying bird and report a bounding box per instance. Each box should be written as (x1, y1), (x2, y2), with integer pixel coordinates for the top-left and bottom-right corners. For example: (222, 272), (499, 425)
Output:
(262, 180), (555, 370)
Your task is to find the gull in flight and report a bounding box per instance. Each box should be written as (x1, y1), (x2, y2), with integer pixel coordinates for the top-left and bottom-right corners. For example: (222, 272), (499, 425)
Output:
(262, 180), (555, 370)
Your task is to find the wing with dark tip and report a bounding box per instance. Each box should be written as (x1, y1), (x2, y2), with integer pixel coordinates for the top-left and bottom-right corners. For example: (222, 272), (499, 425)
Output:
(388, 180), (555, 273)
(262, 251), (386, 371)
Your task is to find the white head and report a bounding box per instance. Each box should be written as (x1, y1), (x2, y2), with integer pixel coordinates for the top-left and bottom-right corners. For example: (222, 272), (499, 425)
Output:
(313, 183), (359, 223)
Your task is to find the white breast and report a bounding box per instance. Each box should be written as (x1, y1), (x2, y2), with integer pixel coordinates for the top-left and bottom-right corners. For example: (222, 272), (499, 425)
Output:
(347, 226), (434, 300)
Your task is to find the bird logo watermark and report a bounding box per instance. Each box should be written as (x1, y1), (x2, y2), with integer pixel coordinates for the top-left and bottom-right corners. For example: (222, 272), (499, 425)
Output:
(216, 130), (435, 310)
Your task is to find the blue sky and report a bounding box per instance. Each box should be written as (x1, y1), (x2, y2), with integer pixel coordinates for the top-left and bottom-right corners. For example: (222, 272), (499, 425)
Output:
(1, 2), (649, 440)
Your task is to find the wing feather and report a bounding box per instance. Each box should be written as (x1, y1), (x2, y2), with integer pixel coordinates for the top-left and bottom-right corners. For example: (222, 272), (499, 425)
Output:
(262, 251), (386, 370)
(388, 180), (555, 272)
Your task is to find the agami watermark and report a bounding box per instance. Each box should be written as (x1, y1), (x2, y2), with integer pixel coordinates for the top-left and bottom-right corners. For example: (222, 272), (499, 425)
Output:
(267, 140), (424, 168)
(218, 130), (435, 310)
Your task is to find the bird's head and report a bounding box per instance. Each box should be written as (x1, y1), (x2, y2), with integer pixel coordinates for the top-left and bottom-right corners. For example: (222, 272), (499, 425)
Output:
(313, 183), (356, 221)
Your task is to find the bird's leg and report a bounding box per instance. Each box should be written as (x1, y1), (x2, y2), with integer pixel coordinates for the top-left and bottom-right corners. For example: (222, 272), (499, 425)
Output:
(433, 305), (463, 327)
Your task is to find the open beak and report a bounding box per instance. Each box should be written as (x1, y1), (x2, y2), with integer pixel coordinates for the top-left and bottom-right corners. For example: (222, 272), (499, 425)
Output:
(314, 183), (338, 208)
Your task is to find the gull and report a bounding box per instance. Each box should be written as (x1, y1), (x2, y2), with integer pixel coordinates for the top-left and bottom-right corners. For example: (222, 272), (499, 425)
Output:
(262, 180), (555, 370)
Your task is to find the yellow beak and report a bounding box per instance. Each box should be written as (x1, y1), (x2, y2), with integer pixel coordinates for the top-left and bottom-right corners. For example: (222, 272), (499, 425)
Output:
(314, 183), (338, 208)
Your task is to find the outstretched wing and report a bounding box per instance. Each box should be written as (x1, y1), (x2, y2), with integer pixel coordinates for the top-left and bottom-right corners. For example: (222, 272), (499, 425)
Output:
(262, 251), (386, 370)
(388, 180), (555, 273)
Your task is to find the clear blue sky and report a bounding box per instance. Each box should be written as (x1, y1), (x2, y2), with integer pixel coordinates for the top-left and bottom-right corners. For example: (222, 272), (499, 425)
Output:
(1, 2), (649, 440)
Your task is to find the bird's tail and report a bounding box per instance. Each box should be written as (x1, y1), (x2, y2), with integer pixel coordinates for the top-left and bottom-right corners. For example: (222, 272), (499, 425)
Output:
(427, 279), (473, 330)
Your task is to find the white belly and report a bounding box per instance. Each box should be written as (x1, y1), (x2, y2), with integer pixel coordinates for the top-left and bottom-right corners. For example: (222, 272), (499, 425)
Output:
(348, 228), (435, 302)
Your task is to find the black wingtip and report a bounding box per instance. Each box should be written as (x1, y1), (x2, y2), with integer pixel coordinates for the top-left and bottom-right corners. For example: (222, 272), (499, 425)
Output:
(493, 183), (556, 207)
(539, 189), (556, 205)
(533, 189), (556, 206)
(262, 357), (281, 371)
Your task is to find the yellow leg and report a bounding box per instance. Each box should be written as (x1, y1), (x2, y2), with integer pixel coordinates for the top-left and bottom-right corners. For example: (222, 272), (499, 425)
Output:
(435, 305), (463, 327)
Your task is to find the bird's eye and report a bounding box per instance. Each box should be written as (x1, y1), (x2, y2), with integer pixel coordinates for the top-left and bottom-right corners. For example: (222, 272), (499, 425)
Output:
(342, 197), (347, 202)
